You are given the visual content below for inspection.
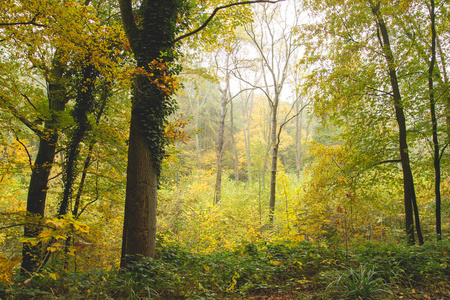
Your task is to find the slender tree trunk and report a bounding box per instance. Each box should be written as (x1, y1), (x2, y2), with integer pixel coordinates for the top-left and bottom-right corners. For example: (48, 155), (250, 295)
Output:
(60, 63), (97, 216)
(371, 2), (423, 245)
(214, 86), (228, 205)
(73, 82), (109, 218)
(268, 99), (279, 223)
(230, 95), (239, 182)
(295, 97), (303, 181)
(21, 56), (66, 275)
(427, 0), (441, 241)
(243, 94), (253, 182)
(195, 103), (202, 169)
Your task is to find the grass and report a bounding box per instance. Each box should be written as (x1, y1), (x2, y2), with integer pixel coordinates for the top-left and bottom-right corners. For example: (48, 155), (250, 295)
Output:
(1, 240), (449, 299)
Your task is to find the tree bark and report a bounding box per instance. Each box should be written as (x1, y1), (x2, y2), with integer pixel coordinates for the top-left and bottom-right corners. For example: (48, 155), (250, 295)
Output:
(121, 99), (158, 263)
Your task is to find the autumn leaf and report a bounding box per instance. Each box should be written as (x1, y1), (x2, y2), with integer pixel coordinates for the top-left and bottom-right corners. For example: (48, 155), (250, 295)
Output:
(0, 255), (22, 283)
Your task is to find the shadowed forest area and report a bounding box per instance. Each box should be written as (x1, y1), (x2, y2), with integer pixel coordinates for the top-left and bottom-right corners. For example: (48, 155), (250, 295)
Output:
(0, 0), (449, 299)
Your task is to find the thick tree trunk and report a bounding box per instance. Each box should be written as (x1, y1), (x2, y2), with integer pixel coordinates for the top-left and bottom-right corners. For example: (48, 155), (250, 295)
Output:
(371, 2), (423, 244)
(21, 57), (66, 275)
(119, 0), (179, 268)
(121, 97), (158, 266)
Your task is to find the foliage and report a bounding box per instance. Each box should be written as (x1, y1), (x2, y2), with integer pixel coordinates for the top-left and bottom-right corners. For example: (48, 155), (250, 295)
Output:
(0, 255), (21, 284)
(353, 240), (450, 288)
(1, 0), (450, 299)
(1, 240), (449, 299)
(325, 265), (391, 300)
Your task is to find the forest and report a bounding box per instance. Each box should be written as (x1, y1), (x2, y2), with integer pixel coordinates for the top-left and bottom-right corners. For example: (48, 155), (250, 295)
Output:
(0, 0), (449, 299)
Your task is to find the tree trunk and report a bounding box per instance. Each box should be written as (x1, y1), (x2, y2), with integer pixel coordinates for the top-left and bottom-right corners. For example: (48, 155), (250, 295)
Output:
(230, 95), (239, 182)
(243, 94), (253, 182)
(118, 0), (179, 268)
(195, 102), (202, 169)
(60, 63), (97, 216)
(73, 82), (109, 218)
(427, 0), (441, 241)
(214, 86), (228, 205)
(21, 56), (66, 275)
(268, 100), (279, 223)
(121, 98), (158, 265)
(371, 2), (423, 245)
(295, 97), (303, 181)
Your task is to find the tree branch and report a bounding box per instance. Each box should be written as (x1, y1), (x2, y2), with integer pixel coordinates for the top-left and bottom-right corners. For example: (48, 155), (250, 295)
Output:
(372, 159), (401, 167)
(118, 0), (139, 51)
(277, 100), (310, 148)
(0, 96), (45, 137)
(15, 136), (33, 168)
(172, 0), (285, 45)
(21, 93), (38, 111)
(0, 13), (46, 27)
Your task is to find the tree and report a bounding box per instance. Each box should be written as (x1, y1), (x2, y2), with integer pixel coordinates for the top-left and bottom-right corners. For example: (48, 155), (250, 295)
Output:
(1, 0), (125, 273)
(300, 0), (429, 244)
(425, 0), (442, 241)
(214, 49), (232, 205)
(117, 0), (283, 267)
(370, 0), (423, 245)
(240, 1), (303, 223)
(118, 0), (181, 267)
(395, 0), (449, 241)
(213, 41), (251, 203)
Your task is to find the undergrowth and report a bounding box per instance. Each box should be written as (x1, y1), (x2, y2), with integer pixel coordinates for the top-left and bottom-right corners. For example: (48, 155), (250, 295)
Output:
(1, 240), (449, 299)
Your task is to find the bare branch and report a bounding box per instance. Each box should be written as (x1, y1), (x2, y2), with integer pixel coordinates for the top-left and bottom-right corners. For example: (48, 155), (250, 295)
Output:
(21, 93), (38, 111)
(276, 101), (311, 148)
(172, 0), (285, 45)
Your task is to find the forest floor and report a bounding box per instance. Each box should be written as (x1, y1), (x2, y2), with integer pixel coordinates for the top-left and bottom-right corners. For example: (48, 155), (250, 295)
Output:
(1, 240), (449, 299)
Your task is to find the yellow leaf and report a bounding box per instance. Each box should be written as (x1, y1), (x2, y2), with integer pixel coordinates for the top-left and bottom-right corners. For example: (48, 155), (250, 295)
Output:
(270, 260), (282, 266)
(0, 255), (22, 283)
